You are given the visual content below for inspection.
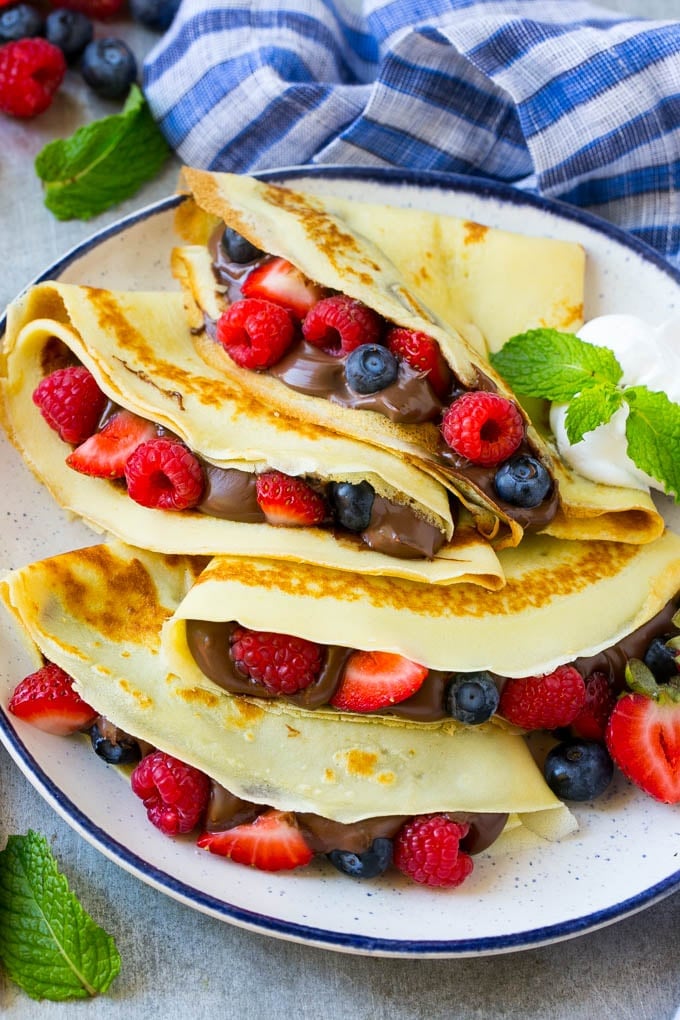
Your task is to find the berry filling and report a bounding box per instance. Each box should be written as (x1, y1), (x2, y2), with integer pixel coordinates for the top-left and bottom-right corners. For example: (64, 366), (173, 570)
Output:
(206, 227), (557, 526)
(31, 356), (445, 560)
(184, 596), (680, 727)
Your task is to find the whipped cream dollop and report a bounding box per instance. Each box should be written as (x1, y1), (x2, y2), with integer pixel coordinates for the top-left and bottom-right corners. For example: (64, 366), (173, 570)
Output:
(550, 314), (680, 491)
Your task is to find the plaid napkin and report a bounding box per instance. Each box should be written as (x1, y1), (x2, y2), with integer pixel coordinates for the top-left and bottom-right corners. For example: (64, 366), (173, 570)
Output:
(143, 0), (680, 268)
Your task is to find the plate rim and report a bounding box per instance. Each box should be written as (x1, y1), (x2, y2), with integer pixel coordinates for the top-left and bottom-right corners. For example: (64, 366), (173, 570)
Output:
(1, 164), (679, 957)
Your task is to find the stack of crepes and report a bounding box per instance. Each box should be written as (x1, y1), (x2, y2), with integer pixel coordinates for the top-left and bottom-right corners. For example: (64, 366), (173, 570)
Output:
(1, 171), (677, 873)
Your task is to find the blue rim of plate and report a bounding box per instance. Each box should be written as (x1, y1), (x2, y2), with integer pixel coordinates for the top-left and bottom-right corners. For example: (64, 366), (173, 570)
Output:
(1, 165), (679, 957)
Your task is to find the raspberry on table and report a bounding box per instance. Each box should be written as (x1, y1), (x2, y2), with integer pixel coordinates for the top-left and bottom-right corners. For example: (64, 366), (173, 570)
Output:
(131, 751), (210, 835)
(32, 366), (107, 444)
(0, 37), (66, 119)
(499, 665), (586, 731)
(124, 438), (205, 511)
(57, 0), (127, 19)
(440, 391), (524, 466)
(216, 297), (296, 370)
(393, 814), (474, 888)
(302, 294), (383, 357)
(230, 627), (323, 695)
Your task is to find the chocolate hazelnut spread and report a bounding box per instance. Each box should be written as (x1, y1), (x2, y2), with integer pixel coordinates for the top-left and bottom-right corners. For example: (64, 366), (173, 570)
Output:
(268, 341), (444, 424)
(206, 230), (558, 530)
(185, 596), (680, 722)
(203, 779), (507, 856)
(198, 466), (265, 522)
(362, 496), (446, 559)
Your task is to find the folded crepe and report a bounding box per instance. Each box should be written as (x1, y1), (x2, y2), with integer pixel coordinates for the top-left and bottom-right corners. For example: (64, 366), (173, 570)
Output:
(0, 281), (506, 588)
(174, 169), (663, 548)
(0, 541), (575, 838)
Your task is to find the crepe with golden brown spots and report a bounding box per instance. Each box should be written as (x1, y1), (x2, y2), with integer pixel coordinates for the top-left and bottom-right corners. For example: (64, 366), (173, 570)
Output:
(0, 541), (574, 831)
(175, 169), (663, 549)
(1, 281), (505, 587)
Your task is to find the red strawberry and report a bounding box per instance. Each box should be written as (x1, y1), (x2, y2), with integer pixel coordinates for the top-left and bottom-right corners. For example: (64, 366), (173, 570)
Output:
(386, 327), (452, 399)
(441, 391), (525, 466)
(242, 257), (327, 319)
(197, 809), (314, 871)
(66, 409), (157, 478)
(216, 297), (295, 370)
(302, 294), (383, 356)
(255, 470), (326, 526)
(8, 662), (97, 736)
(606, 663), (680, 804)
(33, 365), (107, 445)
(498, 665), (586, 731)
(330, 651), (428, 713)
(570, 671), (616, 742)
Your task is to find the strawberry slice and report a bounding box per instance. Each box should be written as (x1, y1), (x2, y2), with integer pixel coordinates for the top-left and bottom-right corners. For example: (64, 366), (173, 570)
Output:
(255, 470), (326, 526)
(330, 651), (428, 713)
(386, 327), (452, 399)
(197, 810), (314, 871)
(242, 256), (327, 319)
(606, 691), (680, 804)
(66, 409), (157, 479)
(8, 662), (98, 736)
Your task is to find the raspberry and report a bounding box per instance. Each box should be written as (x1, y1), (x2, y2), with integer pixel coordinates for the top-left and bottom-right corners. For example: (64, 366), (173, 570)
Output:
(570, 671), (616, 742)
(124, 438), (204, 511)
(441, 391), (524, 466)
(393, 814), (474, 888)
(57, 0), (126, 18)
(302, 295), (383, 357)
(216, 297), (295, 370)
(0, 38), (66, 118)
(499, 665), (586, 731)
(386, 326), (452, 399)
(131, 751), (210, 835)
(230, 627), (323, 695)
(32, 366), (107, 444)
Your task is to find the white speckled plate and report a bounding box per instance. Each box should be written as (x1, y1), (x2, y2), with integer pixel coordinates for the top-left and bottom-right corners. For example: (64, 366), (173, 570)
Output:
(1, 167), (679, 957)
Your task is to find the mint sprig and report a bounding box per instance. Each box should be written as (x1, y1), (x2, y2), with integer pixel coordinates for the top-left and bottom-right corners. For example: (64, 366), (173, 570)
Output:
(0, 831), (121, 1001)
(489, 327), (680, 499)
(35, 84), (170, 221)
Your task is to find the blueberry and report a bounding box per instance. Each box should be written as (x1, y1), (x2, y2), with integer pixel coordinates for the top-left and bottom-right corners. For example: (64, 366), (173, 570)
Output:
(329, 480), (375, 532)
(643, 635), (678, 683)
(493, 454), (552, 507)
(543, 739), (613, 801)
(45, 8), (93, 63)
(0, 3), (43, 43)
(129, 0), (181, 31)
(90, 719), (142, 766)
(80, 38), (137, 100)
(345, 344), (398, 395)
(445, 672), (499, 724)
(220, 227), (263, 265)
(327, 837), (393, 879)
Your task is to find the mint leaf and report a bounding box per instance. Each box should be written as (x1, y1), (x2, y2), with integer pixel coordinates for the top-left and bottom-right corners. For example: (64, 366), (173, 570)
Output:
(623, 386), (680, 500)
(0, 831), (121, 1001)
(35, 84), (169, 221)
(564, 382), (624, 444)
(489, 329), (623, 401)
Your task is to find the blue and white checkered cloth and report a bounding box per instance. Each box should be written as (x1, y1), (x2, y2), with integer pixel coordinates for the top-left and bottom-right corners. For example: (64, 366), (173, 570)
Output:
(143, 0), (680, 268)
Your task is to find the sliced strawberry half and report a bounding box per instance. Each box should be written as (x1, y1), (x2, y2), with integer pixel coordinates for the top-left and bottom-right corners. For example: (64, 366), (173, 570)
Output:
(255, 470), (326, 526)
(606, 690), (680, 804)
(197, 809), (314, 871)
(330, 651), (428, 713)
(66, 409), (157, 479)
(242, 256), (327, 319)
(8, 662), (98, 736)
